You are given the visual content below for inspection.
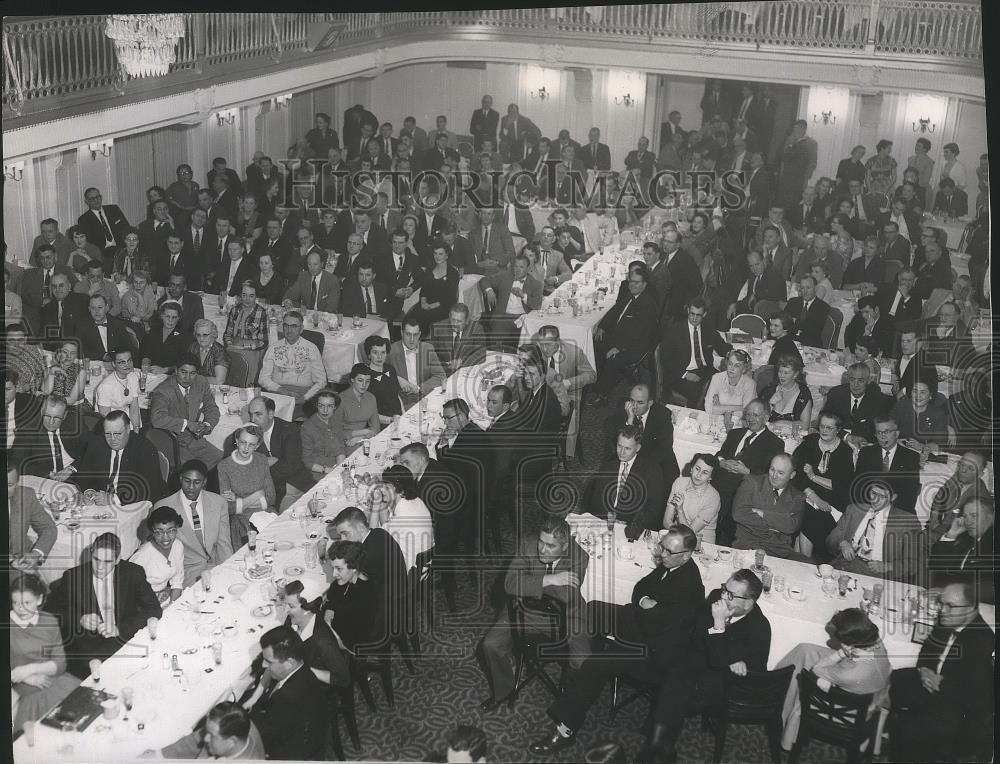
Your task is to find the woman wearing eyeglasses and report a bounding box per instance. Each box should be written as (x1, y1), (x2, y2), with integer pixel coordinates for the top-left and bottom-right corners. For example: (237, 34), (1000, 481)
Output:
(704, 349), (756, 419)
(776, 607), (890, 750)
(129, 505), (185, 606)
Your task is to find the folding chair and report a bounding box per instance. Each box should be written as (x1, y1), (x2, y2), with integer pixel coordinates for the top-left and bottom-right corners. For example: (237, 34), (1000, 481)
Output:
(709, 666), (795, 763)
(730, 313), (768, 340)
(789, 669), (877, 763)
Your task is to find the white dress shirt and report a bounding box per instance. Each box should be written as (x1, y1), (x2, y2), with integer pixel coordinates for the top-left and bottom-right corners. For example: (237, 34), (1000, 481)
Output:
(7, 399), (17, 449)
(404, 346), (419, 384)
(505, 280), (527, 315)
(850, 508), (888, 561)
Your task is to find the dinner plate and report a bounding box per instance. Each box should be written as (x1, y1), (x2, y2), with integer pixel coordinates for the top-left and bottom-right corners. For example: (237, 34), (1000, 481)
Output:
(274, 540), (294, 551)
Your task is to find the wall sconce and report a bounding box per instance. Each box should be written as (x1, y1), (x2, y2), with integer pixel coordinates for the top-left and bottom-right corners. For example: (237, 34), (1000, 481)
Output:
(215, 109), (237, 126)
(813, 111), (836, 126)
(614, 93), (635, 107)
(530, 86), (548, 100)
(272, 94), (292, 110)
(913, 116), (936, 133)
(4, 161), (25, 182)
(88, 140), (114, 160)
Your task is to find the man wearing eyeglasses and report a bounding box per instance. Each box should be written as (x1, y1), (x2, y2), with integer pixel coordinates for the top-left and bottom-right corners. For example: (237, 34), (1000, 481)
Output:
(70, 410), (163, 505)
(854, 415), (920, 514)
(888, 581), (994, 763)
(732, 453), (807, 559)
(46, 531), (161, 678)
(645, 569), (771, 761)
(529, 525), (704, 755)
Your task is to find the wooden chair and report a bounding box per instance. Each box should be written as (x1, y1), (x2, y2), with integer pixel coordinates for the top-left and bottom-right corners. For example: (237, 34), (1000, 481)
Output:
(730, 313), (768, 340)
(820, 307), (844, 350)
(708, 665), (795, 763)
(789, 669), (877, 763)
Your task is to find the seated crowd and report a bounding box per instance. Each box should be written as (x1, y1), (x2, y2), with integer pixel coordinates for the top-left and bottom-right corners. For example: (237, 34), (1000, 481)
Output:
(5, 86), (993, 763)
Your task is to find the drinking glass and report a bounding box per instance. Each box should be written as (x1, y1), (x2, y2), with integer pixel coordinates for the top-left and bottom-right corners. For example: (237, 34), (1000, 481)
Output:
(821, 577), (838, 599)
(771, 575), (786, 593)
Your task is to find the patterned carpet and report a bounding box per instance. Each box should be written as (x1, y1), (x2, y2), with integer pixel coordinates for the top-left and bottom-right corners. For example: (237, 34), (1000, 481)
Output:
(329, 381), (883, 763)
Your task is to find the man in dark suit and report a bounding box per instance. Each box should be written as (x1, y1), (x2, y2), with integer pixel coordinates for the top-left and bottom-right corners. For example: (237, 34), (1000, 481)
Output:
(78, 187), (131, 269)
(854, 415), (921, 514)
(469, 94), (500, 151)
(529, 526), (705, 754)
(711, 400), (786, 546)
(778, 121), (816, 207)
(160, 274), (205, 335)
(893, 329), (938, 399)
(659, 230), (703, 322)
(209, 174), (239, 222)
(729, 250), (787, 318)
(913, 240), (954, 301)
(824, 363), (892, 445)
(478, 517), (590, 710)
(78, 293), (135, 362)
(422, 132), (460, 175)
(212, 239), (259, 297)
(786, 186), (824, 235)
(137, 199), (175, 264)
(46, 532), (162, 677)
(584, 424), (667, 540)
(660, 298), (731, 406)
(580, 127), (612, 172)
(876, 267), (922, 327)
(178, 208), (212, 290)
(71, 410), (163, 505)
(240, 396), (314, 510)
(7, 461), (58, 570)
(14, 394), (90, 481)
(430, 303), (488, 373)
(589, 265), (659, 403)
(732, 453), (806, 559)
(339, 258), (390, 319)
(888, 581), (995, 762)
(784, 274), (831, 348)
(206, 157), (244, 198)
(929, 495), (995, 603)
(623, 137), (656, 183)
(878, 220), (914, 269)
(249, 627), (328, 760)
(19, 245), (79, 334)
(478, 254), (542, 348)
(844, 295), (895, 358)
(375, 230), (420, 317)
(413, 200), (450, 261)
(499, 104), (541, 163)
(343, 104), (379, 158)
(153, 232), (200, 288)
(328, 506), (408, 646)
(647, 570), (771, 760)
(37, 272), (89, 342)
(605, 383), (680, 486)
(510, 353), (563, 485)
(931, 177), (969, 218)
(844, 179), (881, 238)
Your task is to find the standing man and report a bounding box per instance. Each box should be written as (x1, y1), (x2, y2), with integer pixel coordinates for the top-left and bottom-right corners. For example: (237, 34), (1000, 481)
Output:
(469, 94), (500, 152)
(778, 120), (817, 208)
(499, 104), (540, 164)
(77, 187), (131, 271)
(581, 127), (612, 172)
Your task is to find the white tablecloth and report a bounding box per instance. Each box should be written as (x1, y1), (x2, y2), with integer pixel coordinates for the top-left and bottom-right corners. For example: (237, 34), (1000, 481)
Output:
(566, 516), (995, 669)
(19, 475), (150, 585)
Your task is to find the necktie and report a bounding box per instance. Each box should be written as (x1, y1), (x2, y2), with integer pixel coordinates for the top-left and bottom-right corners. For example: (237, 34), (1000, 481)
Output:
(632, 415), (643, 439)
(364, 288), (373, 314)
(194, 228), (201, 249)
(738, 431), (757, 456)
(109, 450), (121, 494)
(190, 501), (203, 540)
(154, 221), (162, 231)
(851, 397), (860, 416)
(170, 253), (178, 270)
(615, 462), (628, 507)
(882, 450), (891, 471)
(749, 276), (759, 307)
(856, 512), (877, 559)
(548, 355), (556, 372)
(483, 225), (490, 253)
(218, 238), (225, 261)
(57, 300), (63, 324)
(43, 269), (51, 297)
(395, 253), (403, 272)
(310, 278), (318, 309)
(773, 488), (781, 501)
(693, 325), (706, 368)
(98, 210), (114, 242)
(452, 332), (460, 358)
(49, 431), (64, 472)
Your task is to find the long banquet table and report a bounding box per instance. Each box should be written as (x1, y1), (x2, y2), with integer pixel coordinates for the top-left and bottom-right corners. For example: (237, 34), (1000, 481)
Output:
(566, 515), (996, 670)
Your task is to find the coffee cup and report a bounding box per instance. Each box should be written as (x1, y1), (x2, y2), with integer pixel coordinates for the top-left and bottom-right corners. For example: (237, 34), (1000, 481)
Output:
(101, 698), (120, 720)
(788, 586), (805, 601)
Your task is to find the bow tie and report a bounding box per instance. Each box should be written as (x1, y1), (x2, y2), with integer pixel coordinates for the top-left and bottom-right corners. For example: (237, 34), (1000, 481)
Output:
(95, 322), (108, 327)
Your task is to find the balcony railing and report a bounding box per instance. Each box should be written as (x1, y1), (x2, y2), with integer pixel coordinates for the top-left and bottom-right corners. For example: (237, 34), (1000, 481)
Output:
(3, 4), (982, 122)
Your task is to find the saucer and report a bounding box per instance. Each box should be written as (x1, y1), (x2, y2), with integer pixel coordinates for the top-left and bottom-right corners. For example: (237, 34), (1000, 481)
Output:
(274, 541), (294, 552)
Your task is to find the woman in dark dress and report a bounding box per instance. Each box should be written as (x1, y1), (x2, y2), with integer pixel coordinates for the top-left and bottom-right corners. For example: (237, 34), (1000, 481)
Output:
(321, 540), (377, 654)
(407, 241), (459, 336)
(305, 113), (340, 159)
(762, 353), (813, 430)
(835, 144), (868, 194)
(252, 251), (285, 306)
(792, 410), (856, 558)
(139, 300), (192, 374)
(364, 335), (402, 424)
(766, 313), (804, 367)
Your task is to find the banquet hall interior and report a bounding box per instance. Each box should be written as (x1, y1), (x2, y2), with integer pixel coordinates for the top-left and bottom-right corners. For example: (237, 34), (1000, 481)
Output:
(3, 5), (993, 764)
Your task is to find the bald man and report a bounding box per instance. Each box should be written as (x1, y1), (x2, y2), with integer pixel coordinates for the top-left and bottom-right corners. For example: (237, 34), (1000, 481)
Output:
(731, 453), (807, 559)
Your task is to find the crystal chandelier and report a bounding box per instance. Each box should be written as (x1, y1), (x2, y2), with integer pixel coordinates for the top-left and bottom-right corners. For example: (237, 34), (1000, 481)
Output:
(105, 14), (186, 78)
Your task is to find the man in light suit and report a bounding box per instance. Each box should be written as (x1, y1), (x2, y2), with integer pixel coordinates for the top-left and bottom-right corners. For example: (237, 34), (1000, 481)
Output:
(470, 208), (516, 272)
(732, 453), (807, 559)
(826, 479), (924, 583)
(388, 318), (446, 410)
(282, 251), (341, 314)
(478, 517), (590, 711)
(532, 230), (573, 293)
(469, 94), (500, 152)
(153, 458), (233, 588)
(149, 355), (224, 469)
(431, 303), (489, 373)
(537, 324), (597, 417)
(7, 461), (58, 571)
(479, 254), (543, 348)
(77, 187), (131, 269)
(580, 127), (612, 172)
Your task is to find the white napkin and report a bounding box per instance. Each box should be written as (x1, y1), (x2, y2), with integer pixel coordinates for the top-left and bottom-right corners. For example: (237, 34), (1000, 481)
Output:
(249, 511), (278, 533)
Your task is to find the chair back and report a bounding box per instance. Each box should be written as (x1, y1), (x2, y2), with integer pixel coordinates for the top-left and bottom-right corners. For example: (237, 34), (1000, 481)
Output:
(796, 669), (875, 747)
(225, 349), (251, 387)
(144, 427), (179, 474)
(753, 299), (782, 320)
(724, 665), (795, 723)
(156, 452), (169, 483)
(882, 258), (904, 285)
(506, 595), (564, 653)
(820, 307), (844, 350)
(301, 329), (326, 354)
(730, 313), (767, 340)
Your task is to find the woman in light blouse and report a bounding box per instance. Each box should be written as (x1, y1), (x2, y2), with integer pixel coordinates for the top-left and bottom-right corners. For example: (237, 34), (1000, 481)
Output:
(119, 269), (157, 337)
(663, 454), (722, 544)
(368, 465), (434, 566)
(188, 319), (229, 385)
(705, 349), (756, 418)
(129, 505), (185, 606)
(810, 261), (834, 302)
